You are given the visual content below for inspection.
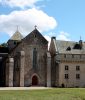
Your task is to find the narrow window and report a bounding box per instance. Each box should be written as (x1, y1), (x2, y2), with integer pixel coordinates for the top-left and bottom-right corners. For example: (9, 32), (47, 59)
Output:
(34, 34), (36, 38)
(14, 41), (17, 45)
(80, 55), (81, 59)
(76, 66), (80, 71)
(33, 48), (37, 69)
(76, 74), (80, 79)
(65, 65), (69, 70)
(64, 54), (66, 58)
(72, 55), (74, 58)
(65, 74), (69, 79)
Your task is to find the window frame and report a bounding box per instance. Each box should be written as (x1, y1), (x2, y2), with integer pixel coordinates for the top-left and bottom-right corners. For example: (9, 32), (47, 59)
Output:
(65, 65), (69, 70)
(65, 74), (69, 79)
(76, 74), (80, 79)
(76, 66), (80, 71)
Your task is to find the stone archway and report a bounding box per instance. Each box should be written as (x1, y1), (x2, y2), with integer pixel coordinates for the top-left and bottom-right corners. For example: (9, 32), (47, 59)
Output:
(32, 75), (38, 86)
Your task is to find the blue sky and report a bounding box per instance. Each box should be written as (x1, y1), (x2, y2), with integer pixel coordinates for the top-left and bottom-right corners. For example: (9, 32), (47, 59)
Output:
(0, 0), (85, 43)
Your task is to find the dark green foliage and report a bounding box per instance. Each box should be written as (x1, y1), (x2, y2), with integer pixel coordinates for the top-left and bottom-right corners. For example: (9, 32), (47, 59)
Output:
(0, 43), (8, 47)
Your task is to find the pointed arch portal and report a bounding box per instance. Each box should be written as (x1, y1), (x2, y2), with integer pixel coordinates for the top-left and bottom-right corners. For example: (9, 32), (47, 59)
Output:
(32, 75), (38, 86)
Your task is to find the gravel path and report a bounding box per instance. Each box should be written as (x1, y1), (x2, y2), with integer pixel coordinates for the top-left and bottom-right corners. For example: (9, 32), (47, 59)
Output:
(0, 87), (51, 90)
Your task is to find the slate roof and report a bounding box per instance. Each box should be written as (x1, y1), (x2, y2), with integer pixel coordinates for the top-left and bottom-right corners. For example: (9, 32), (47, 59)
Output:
(10, 30), (23, 41)
(23, 28), (48, 44)
(54, 40), (85, 54)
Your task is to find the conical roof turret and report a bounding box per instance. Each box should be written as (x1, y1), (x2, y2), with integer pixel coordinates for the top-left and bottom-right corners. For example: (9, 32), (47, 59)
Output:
(10, 30), (23, 41)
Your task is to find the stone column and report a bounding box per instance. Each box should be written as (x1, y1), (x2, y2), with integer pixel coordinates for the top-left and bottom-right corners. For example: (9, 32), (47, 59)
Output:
(8, 57), (14, 87)
(20, 51), (25, 87)
(47, 52), (51, 87)
(6, 59), (9, 87)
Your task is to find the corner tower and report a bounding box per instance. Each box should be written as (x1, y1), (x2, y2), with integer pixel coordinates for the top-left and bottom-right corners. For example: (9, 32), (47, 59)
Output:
(8, 29), (23, 50)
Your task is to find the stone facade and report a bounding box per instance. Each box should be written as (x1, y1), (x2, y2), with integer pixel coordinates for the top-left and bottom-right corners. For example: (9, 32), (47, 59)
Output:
(49, 37), (85, 87)
(5, 28), (49, 87)
(1, 28), (85, 88)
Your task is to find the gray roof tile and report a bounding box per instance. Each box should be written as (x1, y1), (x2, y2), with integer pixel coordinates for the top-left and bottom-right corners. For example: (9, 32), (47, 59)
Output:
(55, 40), (85, 54)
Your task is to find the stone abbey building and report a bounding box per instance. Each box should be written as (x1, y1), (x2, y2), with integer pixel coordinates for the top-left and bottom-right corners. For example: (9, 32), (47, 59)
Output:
(0, 28), (85, 87)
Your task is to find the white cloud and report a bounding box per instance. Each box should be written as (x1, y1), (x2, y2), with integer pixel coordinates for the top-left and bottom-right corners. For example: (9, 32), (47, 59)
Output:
(56, 31), (71, 41)
(0, 0), (42, 8)
(0, 8), (57, 36)
(46, 32), (56, 37)
(44, 31), (70, 48)
(44, 32), (56, 48)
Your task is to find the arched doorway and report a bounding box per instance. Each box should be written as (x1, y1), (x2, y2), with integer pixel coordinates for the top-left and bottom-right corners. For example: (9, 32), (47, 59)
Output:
(32, 75), (38, 86)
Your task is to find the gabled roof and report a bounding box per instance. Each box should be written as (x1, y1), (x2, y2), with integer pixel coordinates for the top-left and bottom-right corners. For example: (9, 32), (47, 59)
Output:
(23, 28), (48, 44)
(10, 30), (23, 41)
(53, 39), (85, 54)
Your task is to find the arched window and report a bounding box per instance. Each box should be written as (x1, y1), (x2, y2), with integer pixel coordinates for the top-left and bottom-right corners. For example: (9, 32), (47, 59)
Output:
(33, 48), (37, 69)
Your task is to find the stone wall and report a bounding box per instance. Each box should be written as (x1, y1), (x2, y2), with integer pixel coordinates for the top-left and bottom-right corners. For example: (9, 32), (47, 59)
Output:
(23, 41), (48, 86)
(58, 61), (85, 87)
(8, 29), (48, 87)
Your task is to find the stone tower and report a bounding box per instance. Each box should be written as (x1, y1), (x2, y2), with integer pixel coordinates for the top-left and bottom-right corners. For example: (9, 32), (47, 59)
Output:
(7, 29), (23, 50)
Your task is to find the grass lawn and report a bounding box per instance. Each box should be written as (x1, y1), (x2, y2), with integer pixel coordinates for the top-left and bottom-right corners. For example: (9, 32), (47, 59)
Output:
(0, 88), (85, 100)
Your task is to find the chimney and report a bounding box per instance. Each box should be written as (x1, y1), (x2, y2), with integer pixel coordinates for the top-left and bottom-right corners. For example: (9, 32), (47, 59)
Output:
(51, 37), (56, 40)
(79, 39), (83, 49)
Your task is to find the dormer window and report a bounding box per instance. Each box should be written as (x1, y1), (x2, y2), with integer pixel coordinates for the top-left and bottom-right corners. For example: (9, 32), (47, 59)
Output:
(66, 46), (71, 51)
(73, 43), (82, 49)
